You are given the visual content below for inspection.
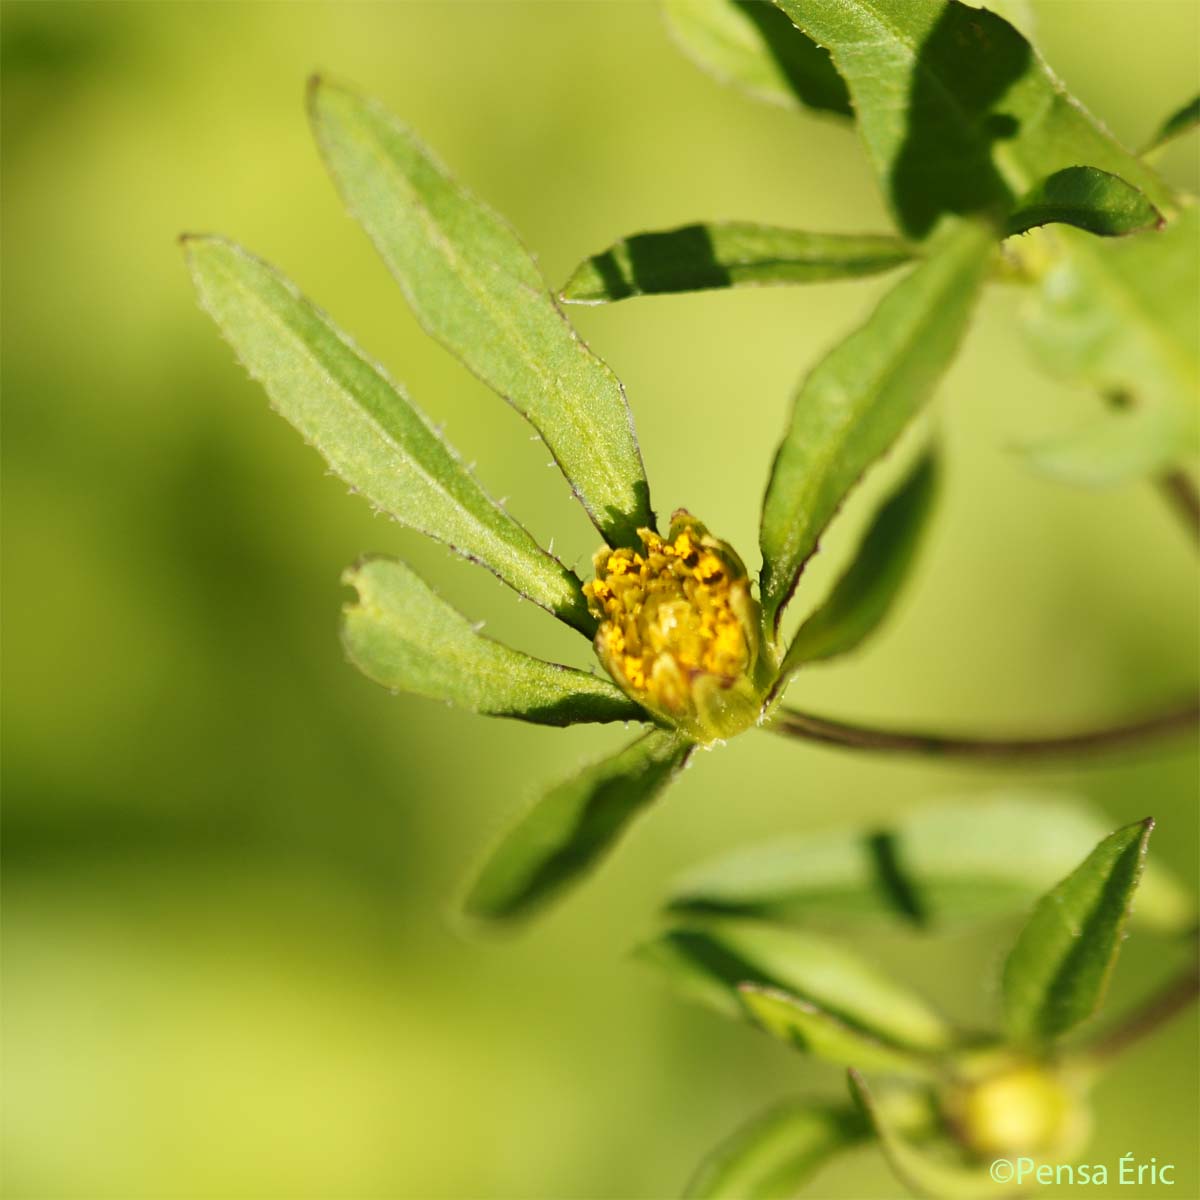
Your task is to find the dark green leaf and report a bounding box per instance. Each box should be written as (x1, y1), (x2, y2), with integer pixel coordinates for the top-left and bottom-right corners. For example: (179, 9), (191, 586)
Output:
(463, 730), (691, 923)
(664, 0), (851, 115)
(779, 449), (938, 676)
(636, 921), (954, 1052)
(1005, 166), (1163, 238)
(342, 558), (641, 726)
(184, 235), (593, 632)
(560, 223), (912, 304)
(1143, 94), (1200, 153)
(770, 0), (1175, 239)
(1003, 818), (1154, 1043)
(666, 796), (1195, 935)
(848, 1070), (1016, 1199)
(759, 220), (991, 629)
(309, 78), (653, 547)
(1018, 210), (1200, 483)
(685, 1099), (868, 1200)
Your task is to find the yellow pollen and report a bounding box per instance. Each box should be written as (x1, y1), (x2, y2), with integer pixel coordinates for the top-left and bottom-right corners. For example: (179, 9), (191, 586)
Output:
(584, 522), (752, 717)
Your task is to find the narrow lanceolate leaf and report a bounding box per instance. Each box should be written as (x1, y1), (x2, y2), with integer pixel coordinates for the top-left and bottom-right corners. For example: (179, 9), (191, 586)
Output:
(1003, 819), (1154, 1043)
(560, 223), (912, 304)
(1143, 94), (1200, 153)
(780, 450), (937, 677)
(1005, 167), (1163, 239)
(739, 986), (942, 1077)
(685, 1100), (868, 1200)
(184, 236), (593, 632)
(342, 558), (641, 726)
(1019, 210), (1200, 484)
(759, 220), (990, 629)
(663, 0), (851, 115)
(636, 921), (954, 1053)
(770, 0), (1175, 239)
(666, 796), (1196, 936)
(309, 79), (652, 548)
(463, 730), (691, 923)
(848, 1071), (1016, 1199)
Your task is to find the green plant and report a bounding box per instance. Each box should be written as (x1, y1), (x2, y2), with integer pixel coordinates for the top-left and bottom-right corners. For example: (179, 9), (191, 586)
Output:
(186, 49), (1195, 927)
(638, 797), (1198, 1197)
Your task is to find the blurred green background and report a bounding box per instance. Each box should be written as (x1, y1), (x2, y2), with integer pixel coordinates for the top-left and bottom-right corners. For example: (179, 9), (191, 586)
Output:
(3, 2), (1198, 1197)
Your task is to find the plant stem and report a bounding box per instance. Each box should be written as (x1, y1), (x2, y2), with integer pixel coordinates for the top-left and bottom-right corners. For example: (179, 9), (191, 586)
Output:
(1160, 469), (1200, 547)
(1087, 961), (1199, 1064)
(767, 700), (1198, 760)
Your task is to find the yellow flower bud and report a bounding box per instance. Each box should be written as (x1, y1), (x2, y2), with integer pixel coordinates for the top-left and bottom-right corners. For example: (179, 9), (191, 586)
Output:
(583, 511), (775, 744)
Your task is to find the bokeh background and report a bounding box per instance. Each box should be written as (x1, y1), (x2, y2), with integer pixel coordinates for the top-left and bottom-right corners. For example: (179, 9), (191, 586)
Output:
(3, 2), (1198, 1197)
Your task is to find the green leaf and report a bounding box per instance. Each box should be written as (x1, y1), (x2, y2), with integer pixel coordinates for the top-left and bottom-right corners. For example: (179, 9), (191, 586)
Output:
(759, 219), (991, 629)
(663, 0), (852, 115)
(183, 235), (593, 632)
(1143, 94), (1200, 153)
(740, 986), (943, 1077)
(770, 0), (1175, 239)
(1003, 818), (1154, 1043)
(342, 558), (641, 726)
(559, 223), (912, 304)
(779, 449), (938, 676)
(685, 1099), (868, 1200)
(463, 730), (691, 923)
(308, 78), (653, 547)
(848, 1070), (1016, 1199)
(636, 921), (954, 1053)
(1005, 167), (1163, 238)
(1018, 210), (1200, 484)
(666, 795), (1196, 936)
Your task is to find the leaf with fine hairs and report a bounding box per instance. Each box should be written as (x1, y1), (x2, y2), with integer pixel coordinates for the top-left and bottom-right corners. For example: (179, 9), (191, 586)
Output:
(779, 449), (938, 677)
(759, 219), (991, 630)
(462, 730), (691, 923)
(184, 235), (593, 632)
(559, 223), (912, 304)
(308, 78), (653, 548)
(665, 795), (1196, 935)
(636, 921), (954, 1053)
(685, 1099), (868, 1200)
(769, 0), (1175, 239)
(663, 0), (851, 115)
(342, 558), (641, 727)
(1005, 166), (1163, 238)
(1003, 818), (1154, 1043)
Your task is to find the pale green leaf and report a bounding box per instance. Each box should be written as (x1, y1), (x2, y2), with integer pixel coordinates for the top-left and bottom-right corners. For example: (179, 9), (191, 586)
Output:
(342, 558), (641, 726)
(740, 986), (943, 1077)
(666, 795), (1196, 935)
(848, 1071), (1017, 1199)
(759, 220), (991, 629)
(1143, 94), (1200, 154)
(663, 0), (851, 115)
(1018, 209), (1200, 484)
(685, 1099), (868, 1200)
(308, 78), (653, 547)
(636, 921), (954, 1053)
(1003, 818), (1154, 1043)
(779, 449), (937, 676)
(559, 223), (912, 304)
(184, 235), (593, 632)
(1006, 166), (1163, 238)
(463, 730), (691, 922)
(770, 0), (1175, 239)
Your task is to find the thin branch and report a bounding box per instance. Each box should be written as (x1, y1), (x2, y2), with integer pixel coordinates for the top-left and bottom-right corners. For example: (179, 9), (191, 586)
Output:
(767, 699), (1199, 760)
(1160, 469), (1200, 547)
(1087, 961), (1199, 1064)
